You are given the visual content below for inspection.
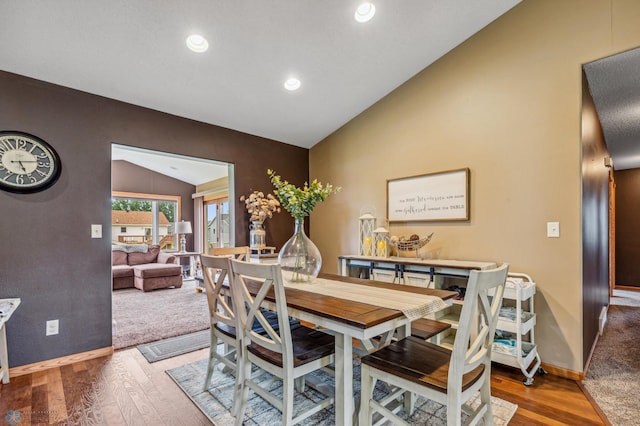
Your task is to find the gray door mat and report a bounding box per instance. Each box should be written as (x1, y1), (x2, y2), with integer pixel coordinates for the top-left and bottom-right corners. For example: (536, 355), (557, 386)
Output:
(137, 329), (210, 363)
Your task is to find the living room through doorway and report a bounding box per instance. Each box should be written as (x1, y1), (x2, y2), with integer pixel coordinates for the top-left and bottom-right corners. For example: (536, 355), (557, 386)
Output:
(110, 143), (234, 349)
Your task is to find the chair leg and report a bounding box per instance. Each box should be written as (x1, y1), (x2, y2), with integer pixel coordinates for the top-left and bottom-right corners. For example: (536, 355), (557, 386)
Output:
(359, 364), (373, 426)
(403, 390), (416, 415)
(446, 393), (463, 426)
(233, 353), (251, 426)
(203, 330), (218, 391)
(480, 371), (494, 425)
(282, 376), (295, 425)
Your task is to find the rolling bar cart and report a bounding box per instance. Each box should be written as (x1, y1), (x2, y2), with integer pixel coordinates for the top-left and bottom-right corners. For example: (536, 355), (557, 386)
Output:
(492, 272), (546, 385)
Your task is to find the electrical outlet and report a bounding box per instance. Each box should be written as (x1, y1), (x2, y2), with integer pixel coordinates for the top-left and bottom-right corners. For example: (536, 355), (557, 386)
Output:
(46, 319), (59, 336)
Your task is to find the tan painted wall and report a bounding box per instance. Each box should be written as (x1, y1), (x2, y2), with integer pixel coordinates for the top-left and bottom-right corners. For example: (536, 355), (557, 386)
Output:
(309, 0), (640, 372)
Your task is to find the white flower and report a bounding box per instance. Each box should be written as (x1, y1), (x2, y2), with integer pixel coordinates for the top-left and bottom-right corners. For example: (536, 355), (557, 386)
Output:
(240, 191), (281, 222)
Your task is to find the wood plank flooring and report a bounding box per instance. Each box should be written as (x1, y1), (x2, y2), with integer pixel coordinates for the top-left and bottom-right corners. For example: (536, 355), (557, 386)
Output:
(0, 347), (607, 425)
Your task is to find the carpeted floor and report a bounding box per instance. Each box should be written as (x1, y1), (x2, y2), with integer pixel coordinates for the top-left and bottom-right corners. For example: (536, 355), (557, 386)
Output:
(112, 280), (210, 349)
(583, 289), (640, 425)
(166, 357), (518, 425)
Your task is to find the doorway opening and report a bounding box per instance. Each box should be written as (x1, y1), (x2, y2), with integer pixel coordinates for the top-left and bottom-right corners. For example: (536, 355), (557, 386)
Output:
(110, 143), (234, 349)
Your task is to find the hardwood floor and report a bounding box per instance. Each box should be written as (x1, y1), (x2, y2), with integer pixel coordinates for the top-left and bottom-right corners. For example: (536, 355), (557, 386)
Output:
(0, 348), (607, 425)
(491, 364), (608, 426)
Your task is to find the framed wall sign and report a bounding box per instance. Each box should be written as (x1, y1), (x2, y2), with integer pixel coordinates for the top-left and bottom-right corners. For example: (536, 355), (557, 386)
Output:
(387, 168), (470, 222)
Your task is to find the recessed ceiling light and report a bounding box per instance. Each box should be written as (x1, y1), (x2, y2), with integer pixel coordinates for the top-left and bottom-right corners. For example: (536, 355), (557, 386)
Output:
(284, 77), (301, 91)
(186, 34), (209, 53)
(354, 2), (376, 23)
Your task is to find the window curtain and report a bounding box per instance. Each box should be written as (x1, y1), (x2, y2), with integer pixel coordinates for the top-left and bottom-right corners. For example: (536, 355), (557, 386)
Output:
(194, 196), (204, 253)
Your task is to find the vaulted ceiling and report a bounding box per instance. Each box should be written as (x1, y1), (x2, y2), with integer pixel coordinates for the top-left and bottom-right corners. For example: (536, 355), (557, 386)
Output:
(0, 1), (521, 149)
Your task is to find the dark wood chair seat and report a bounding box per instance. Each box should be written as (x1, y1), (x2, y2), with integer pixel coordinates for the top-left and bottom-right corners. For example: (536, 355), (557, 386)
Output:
(361, 335), (484, 393)
(410, 318), (451, 340)
(248, 326), (335, 368)
(214, 322), (236, 338)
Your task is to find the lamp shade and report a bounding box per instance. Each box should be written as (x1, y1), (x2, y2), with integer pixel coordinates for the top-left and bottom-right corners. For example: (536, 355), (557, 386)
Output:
(175, 221), (192, 234)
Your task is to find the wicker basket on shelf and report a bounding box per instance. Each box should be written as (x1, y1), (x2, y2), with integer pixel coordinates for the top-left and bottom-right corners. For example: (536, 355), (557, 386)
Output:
(389, 232), (434, 258)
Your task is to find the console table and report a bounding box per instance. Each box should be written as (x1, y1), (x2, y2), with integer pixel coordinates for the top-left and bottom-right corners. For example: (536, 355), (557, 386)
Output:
(171, 251), (202, 279)
(338, 256), (498, 349)
(0, 298), (21, 384)
(338, 255), (496, 287)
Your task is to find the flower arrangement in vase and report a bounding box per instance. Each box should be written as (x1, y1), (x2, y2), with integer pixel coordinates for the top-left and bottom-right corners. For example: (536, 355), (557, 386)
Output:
(268, 169), (340, 282)
(240, 191), (281, 248)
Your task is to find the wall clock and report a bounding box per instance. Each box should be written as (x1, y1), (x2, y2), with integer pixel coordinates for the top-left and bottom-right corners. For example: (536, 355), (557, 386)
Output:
(0, 131), (61, 193)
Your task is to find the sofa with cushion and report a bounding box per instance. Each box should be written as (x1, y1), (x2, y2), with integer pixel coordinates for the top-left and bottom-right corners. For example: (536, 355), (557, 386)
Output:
(112, 244), (183, 292)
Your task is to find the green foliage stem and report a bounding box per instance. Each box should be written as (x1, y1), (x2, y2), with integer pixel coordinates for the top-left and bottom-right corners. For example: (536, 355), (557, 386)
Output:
(267, 169), (340, 220)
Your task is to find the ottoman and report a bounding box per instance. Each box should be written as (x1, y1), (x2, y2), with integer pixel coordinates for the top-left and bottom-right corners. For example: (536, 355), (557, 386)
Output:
(133, 263), (183, 292)
(112, 264), (134, 290)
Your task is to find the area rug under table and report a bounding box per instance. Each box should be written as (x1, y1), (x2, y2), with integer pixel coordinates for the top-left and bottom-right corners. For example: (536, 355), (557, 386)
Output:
(166, 357), (517, 425)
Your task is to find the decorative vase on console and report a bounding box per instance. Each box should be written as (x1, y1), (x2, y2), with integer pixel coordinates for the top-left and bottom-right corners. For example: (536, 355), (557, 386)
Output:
(240, 190), (281, 249)
(249, 221), (266, 248)
(268, 169), (340, 283)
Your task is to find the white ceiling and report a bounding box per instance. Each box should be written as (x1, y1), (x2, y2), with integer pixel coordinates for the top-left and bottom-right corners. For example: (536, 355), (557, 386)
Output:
(0, 0), (521, 151)
(112, 144), (229, 186)
(584, 47), (640, 171)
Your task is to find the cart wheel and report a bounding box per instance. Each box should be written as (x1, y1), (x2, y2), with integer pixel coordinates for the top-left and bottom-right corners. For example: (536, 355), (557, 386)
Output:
(537, 367), (548, 376)
(523, 377), (534, 386)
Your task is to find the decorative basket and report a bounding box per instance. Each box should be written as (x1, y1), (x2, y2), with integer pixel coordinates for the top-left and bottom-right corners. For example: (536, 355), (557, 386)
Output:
(389, 232), (434, 257)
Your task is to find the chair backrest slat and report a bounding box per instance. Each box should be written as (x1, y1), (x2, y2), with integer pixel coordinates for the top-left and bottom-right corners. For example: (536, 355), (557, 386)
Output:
(450, 263), (508, 383)
(210, 246), (250, 261)
(230, 259), (293, 362)
(200, 254), (236, 330)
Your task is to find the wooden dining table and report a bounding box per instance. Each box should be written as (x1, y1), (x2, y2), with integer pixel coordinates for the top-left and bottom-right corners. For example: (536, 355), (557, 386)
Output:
(243, 272), (457, 426)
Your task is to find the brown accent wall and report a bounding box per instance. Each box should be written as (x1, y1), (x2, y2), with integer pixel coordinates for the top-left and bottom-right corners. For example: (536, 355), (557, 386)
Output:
(581, 71), (611, 367)
(614, 168), (640, 287)
(0, 70), (308, 367)
(111, 160), (196, 249)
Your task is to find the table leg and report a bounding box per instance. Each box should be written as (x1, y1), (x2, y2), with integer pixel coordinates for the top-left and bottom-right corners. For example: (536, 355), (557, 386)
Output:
(339, 257), (347, 276)
(334, 332), (353, 426)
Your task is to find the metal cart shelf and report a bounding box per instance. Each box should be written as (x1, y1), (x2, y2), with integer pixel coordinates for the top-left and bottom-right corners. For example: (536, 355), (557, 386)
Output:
(493, 272), (545, 385)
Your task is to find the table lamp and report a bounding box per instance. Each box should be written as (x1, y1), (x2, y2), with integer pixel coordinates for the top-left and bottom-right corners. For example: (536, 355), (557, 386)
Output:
(174, 220), (192, 253)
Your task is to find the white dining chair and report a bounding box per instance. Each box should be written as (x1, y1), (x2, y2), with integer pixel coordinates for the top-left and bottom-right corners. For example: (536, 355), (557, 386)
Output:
(359, 263), (509, 426)
(229, 259), (336, 426)
(209, 246), (251, 260)
(200, 254), (239, 392)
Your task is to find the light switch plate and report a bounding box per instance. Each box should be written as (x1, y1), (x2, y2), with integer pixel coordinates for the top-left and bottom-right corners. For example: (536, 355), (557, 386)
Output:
(91, 224), (102, 238)
(547, 222), (560, 238)
(46, 319), (59, 336)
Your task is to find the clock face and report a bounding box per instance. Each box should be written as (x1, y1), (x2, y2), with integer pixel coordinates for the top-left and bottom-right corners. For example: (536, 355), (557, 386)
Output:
(0, 131), (61, 193)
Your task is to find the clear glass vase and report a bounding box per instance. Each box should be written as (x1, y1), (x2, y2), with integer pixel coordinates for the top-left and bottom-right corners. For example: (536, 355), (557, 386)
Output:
(249, 221), (266, 248)
(278, 217), (322, 283)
